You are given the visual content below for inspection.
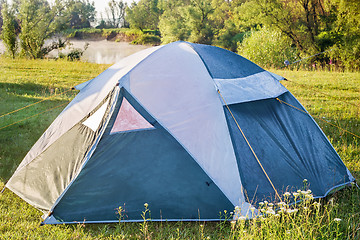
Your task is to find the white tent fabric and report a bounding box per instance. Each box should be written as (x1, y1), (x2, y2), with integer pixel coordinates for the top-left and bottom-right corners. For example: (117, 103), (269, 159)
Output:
(214, 71), (288, 105)
(123, 42), (251, 213)
(12, 46), (163, 174)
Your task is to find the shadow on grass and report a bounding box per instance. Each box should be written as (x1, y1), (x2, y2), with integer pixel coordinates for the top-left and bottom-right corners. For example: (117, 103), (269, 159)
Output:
(0, 82), (72, 182)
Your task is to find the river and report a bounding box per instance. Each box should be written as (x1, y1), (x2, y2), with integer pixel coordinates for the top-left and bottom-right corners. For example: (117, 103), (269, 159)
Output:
(0, 40), (150, 64)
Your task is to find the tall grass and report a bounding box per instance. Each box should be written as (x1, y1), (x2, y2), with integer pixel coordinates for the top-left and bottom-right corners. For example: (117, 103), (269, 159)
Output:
(0, 58), (359, 239)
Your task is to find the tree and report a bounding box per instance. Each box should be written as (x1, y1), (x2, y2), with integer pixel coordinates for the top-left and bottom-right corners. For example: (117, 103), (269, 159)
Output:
(238, 26), (298, 68)
(126, 0), (161, 31)
(329, 0), (360, 70)
(18, 0), (66, 58)
(0, 0), (6, 31)
(1, 3), (18, 58)
(66, 0), (96, 29)
(159, 0), (217, 44)
(105, 0), (127, 28)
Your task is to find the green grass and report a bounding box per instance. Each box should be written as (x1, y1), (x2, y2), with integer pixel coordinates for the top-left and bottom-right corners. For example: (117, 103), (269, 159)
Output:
(0, 58), (359, 239)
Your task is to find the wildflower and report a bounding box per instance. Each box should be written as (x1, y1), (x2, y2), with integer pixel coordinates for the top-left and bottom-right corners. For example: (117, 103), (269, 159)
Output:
(259, 202), (264, 206)
(306, 190), (312, 194)
(303, 179), (308, 183)
(286, 208), (298, 214)
(264, 201), (268, 204)
(250, 207), (256, 211)
(238, 216), (247, 221)
(283, 192), (291, 197)
(266, 209), (275, 215)
(224, 210), (227, 214)
(293, 192), (299, 197)
(277, 202), (286, 206)
(230, 212), (233, 215)
(334, 218), (342, 222)
(144, 203), (148, 208)
(268, 203), (274, 207)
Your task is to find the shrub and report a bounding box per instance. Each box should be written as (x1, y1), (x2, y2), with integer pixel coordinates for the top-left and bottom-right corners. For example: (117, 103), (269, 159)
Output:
(238, 26), (298, 69)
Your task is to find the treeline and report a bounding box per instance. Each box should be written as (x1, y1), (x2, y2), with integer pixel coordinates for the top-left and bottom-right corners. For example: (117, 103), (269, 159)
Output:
(0, 0), (127, 59)
(1, 0), (359, 70)
(126, 0), (359, 70)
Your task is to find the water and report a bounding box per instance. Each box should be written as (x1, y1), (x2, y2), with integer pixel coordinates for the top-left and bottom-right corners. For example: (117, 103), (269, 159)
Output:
(0, 40), (150, 64)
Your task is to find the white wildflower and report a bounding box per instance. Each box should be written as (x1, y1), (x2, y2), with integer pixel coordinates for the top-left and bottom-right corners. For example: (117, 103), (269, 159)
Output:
(334, 218), (342, 222)
(293, 192), (300, 197)
(259, 202), (264, 206)
(144, 203), (148, 208)
(283, 192), (291, 197)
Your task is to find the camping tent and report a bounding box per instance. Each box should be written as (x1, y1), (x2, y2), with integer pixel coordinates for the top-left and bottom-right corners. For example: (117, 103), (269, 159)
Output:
(6, 41), (354, 224)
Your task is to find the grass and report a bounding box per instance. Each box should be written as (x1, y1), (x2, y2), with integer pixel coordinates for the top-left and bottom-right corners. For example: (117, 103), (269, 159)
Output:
(0, 57), (359, 239)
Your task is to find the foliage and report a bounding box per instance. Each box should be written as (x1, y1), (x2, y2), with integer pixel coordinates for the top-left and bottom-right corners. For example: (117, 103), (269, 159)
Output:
(65, 0), (96, 29)
(0, 0), (6, 31)
(126, 0), (161, 31)
(1, 3), (18, 58)
(131, 33), (160, 45)
(0, 57), (359, 239)
(328, 0), (360, 71)
(159, 0), (217, 44)
(238, 26), (298, 68)
(17, 0), (66, 58)
(104, 0), (128, 28)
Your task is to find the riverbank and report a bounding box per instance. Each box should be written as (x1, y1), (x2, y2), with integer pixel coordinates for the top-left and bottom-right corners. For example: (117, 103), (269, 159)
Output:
(65, 28), (161, 45)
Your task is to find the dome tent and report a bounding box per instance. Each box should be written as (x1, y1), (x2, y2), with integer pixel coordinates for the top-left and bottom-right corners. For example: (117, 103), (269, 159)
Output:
(6, 41), (354, 224)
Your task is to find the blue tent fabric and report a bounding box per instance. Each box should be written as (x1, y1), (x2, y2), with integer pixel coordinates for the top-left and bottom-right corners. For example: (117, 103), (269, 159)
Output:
(188, 42), (265, 79)
(51, 90), (234, 222)
(224, 92), (351, 204)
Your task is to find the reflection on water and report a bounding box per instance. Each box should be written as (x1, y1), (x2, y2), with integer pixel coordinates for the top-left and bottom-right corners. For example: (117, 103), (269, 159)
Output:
(0, 40), (151, 64)
(50, 40), (151, 64)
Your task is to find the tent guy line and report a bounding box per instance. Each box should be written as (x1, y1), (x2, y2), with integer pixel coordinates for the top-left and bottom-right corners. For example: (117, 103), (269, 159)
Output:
(276, 98), (360, 139)
(4, 41), (355, 224)
(0, 88), (75, 119)
(218, 89), (283, 203)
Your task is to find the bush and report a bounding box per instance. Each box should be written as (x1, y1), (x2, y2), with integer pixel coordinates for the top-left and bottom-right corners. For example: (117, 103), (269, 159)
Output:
(238, 26), (298, 69)
(131, 34), (160, 45)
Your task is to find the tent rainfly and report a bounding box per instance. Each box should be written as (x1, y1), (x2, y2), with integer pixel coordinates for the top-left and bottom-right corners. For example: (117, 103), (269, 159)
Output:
(6, 41), (355, 224)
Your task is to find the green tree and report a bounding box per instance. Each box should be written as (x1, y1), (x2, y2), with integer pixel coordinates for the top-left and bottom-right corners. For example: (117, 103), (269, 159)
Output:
(18, 0), (66, 58)
(237, 0), (334, 57)
(159, 0), (217, 44)
(238, 26), (298, 68)
(105, 0), (127, 28)
(65, 0), (96, 29)
(330, 0), (360, 70)
(1, 3), (18, 58)
(158, 1), (190, 43)
(126, 0), (161, 31)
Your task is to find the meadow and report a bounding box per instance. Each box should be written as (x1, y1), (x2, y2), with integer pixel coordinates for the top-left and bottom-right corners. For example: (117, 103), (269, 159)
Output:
(0, 57), (359, 239)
